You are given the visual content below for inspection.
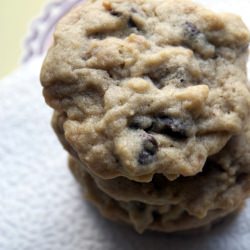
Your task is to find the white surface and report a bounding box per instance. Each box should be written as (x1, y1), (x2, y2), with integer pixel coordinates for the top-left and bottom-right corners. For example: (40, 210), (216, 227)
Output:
(1, 0), (250, 249)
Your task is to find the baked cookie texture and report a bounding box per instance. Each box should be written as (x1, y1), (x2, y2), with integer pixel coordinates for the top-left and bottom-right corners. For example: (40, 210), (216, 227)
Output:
(68, 156), (247, 233)
(41, 0), (250, 233)
(68, 118), (250, 233)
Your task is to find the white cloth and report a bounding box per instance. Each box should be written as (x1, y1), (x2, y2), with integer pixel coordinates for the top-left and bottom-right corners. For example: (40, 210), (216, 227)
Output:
(1, 0), (250, 249)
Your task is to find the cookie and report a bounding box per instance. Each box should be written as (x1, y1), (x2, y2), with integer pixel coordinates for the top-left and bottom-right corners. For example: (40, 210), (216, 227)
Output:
(69, 144), (250, 219)
(41, 0), (250, 182)
(76, 120), (250, 217)
(52, 110), (250, 218)
(67, 118), (250, 231)
(69, 157), (241, 233)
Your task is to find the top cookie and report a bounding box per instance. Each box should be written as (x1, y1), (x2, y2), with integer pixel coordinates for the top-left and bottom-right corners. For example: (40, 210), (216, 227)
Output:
(41, 0), (250, 182)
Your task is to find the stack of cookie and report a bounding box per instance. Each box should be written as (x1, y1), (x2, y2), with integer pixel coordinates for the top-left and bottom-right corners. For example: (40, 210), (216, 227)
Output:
(41, 0), (250, 233)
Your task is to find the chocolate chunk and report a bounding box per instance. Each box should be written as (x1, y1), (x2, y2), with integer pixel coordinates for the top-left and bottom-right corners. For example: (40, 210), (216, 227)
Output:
(110, 10), (122, 17)
(128, 17), (138, 29)
(130, 116), (153, 131)
(183, 21), (215, 58)
(138, 135), (158, 165)
(130, 115), (189, 139)
(152, 116), (188, 140)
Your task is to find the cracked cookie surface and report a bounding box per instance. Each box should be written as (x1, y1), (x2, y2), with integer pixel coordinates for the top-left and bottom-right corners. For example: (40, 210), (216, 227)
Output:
(69, 118), (250, 232)
(68, 118), (250, 219)
(41, 0), (250, 181)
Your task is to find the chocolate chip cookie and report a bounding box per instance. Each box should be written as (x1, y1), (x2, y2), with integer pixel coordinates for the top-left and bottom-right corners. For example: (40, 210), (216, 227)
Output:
(41, 0), (250, 234)
(69, 156), (245, 233)
(66, 116), (250, 234)
(68, 116), (250, 225)
(41, 0), (250, 182)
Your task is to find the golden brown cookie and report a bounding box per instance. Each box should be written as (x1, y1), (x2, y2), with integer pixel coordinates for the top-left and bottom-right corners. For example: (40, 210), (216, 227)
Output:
(67, 117), (250, 233)
(41, 0), (250, 182)
(83, 122), (250, 216)
(69, 157), (242, 233)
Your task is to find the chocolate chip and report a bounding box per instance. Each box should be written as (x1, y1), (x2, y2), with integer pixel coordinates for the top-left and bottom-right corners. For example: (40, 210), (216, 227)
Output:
(130, 115), (190, 139)
(110, 10), (122, 17)
(151, 116), (188, 140)
(184, 21), (200, 38)
(129, 116), (153, 131)
(138, 135), (158, 165)
(183, 21), (215, 58)
(128, 17), (138, 29)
